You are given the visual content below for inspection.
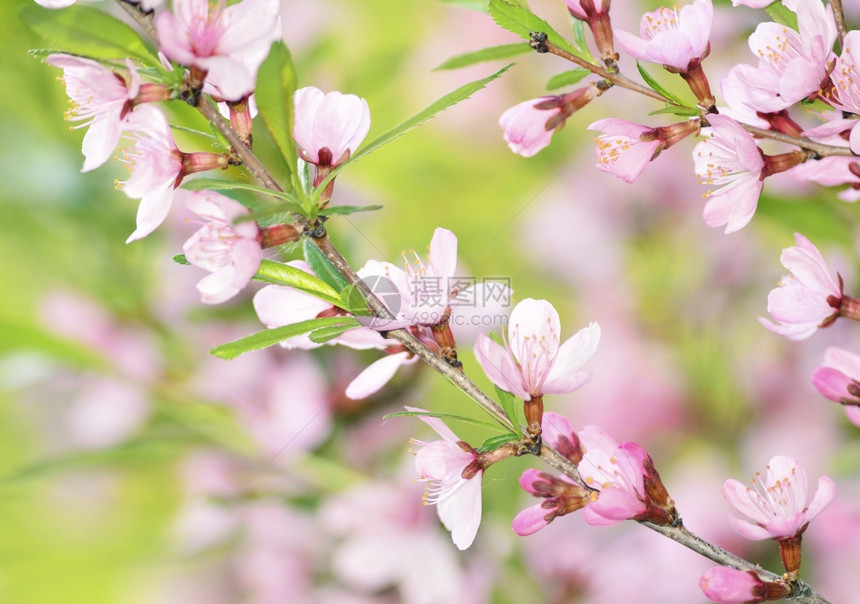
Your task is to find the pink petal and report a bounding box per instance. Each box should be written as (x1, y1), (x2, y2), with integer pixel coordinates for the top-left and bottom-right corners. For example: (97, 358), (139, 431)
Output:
(428, 228), (458, 278)
(812, 366), (853, 402)
(804, 475), (836, 521)
(345, 351), (411, 399)
(585, 486), (647, 523)
(473, 333), (529, 400)
(512, 503), (552, 536)
(702, 175), (763, 234)
(727, 514), (772, 540)
(437, 474), (483, 550)
(125, 182), (176, 243)
(542, 322), (600, 394)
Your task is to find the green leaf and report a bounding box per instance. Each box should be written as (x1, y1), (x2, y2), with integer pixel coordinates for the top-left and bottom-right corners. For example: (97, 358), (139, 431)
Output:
(317, 204), (383, 216)
(254, 259), (344, 307)
(546, 68), (590, 90)
(20, 4), (156, 65)
(487, 0), (581, 58)
(210, 317), (359, 359)
(765, 2), (798, 30)
(494, 385), (523, 427)
(477, 433), (520, 453)
(571, 19), (596, 63)
(255, 41), (298, 181)
(302, 239), (351, 293)
(383, 411), (501, 431)
(636, 62), (696, 108)
(316, 64), (511, 199)
(648, 104), (701, 117)
(173, 254), (190, 265)
(435, 43), (531, 70)
(307, 323), (360, 344)
(241, 201), (306, 223)
(181, 178), (304, 218)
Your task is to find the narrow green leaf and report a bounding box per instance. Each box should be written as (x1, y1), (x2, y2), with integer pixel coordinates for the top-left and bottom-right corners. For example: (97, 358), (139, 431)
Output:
(173, 254), (190, 265)
(571, 19), (596, 63)
(255, 259), (344, 307)
(241, 201), (306, 223)
(384, 411), (501, 431)
(182, 178), (299, 205)
(765, 2), (798, 30)
(317, 204), (383, 216)
(302, 239), (351, 293)
(307, 323), (360, 344)
(487, 0), (581, 58)
(255, 41), (297, 180)
(477, 433), (520, 452)
(648, 104), (701, 117)
(494, 385), (523, 427)
(319, 65), (511, 198)
(20, 4), (156, 65)
(545, 68), (590, 90)
(210, 317), (359, 359)
(636, 62), (696, 108)
(435, 43), (531, 70)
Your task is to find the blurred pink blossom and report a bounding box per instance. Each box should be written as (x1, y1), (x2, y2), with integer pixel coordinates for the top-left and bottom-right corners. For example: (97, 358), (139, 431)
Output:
(409, 407), (483, 550)
(694, 114), (764, 233)
(293, 86), (371, 166)
(155, 0), (281, 101)
(181, 190), (262, 304)
(722, 455), (835, 540)
(45, 54), (139, 172)
(758, 232), (842, 340)
(811, 346), (860, 426)
(474, 298), (600, 400)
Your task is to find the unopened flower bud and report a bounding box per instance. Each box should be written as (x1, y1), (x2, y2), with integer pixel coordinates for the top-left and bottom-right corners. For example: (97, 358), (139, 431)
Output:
(700, 567), (790, 603)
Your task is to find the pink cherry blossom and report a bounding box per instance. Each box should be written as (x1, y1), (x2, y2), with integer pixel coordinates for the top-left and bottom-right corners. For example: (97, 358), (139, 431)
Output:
(812, 346), (860, 426)
(700, 567), (784, 604)
(499, 88), (605, 157)
(577, 425), (649, 526)
(117, 105), (184, 243)
(722, 456), (835, 540)
(512, 468), (588, 536)
(293, 86), (371, 166)
(46, 54), (140, 173)
(613, 0), (713, 71)
(181, 189), (262, 304)
(824, 30), (860, 153)
(721, 0), (836, 113)
(694, 114), (765, 233)
(474, 298), (600, 400)
(155, 0), (281, 101)
(498, 97), (557, 157)
(408, 407), (483, 550)
(758, 232), (842, 340)
(589, 118), (663, 183)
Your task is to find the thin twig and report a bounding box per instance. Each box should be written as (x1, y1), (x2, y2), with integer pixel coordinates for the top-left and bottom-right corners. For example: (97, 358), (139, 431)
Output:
(539, 37), (856, 159)
(116, 0), (158, 44)
(831, 0), (848, 52)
